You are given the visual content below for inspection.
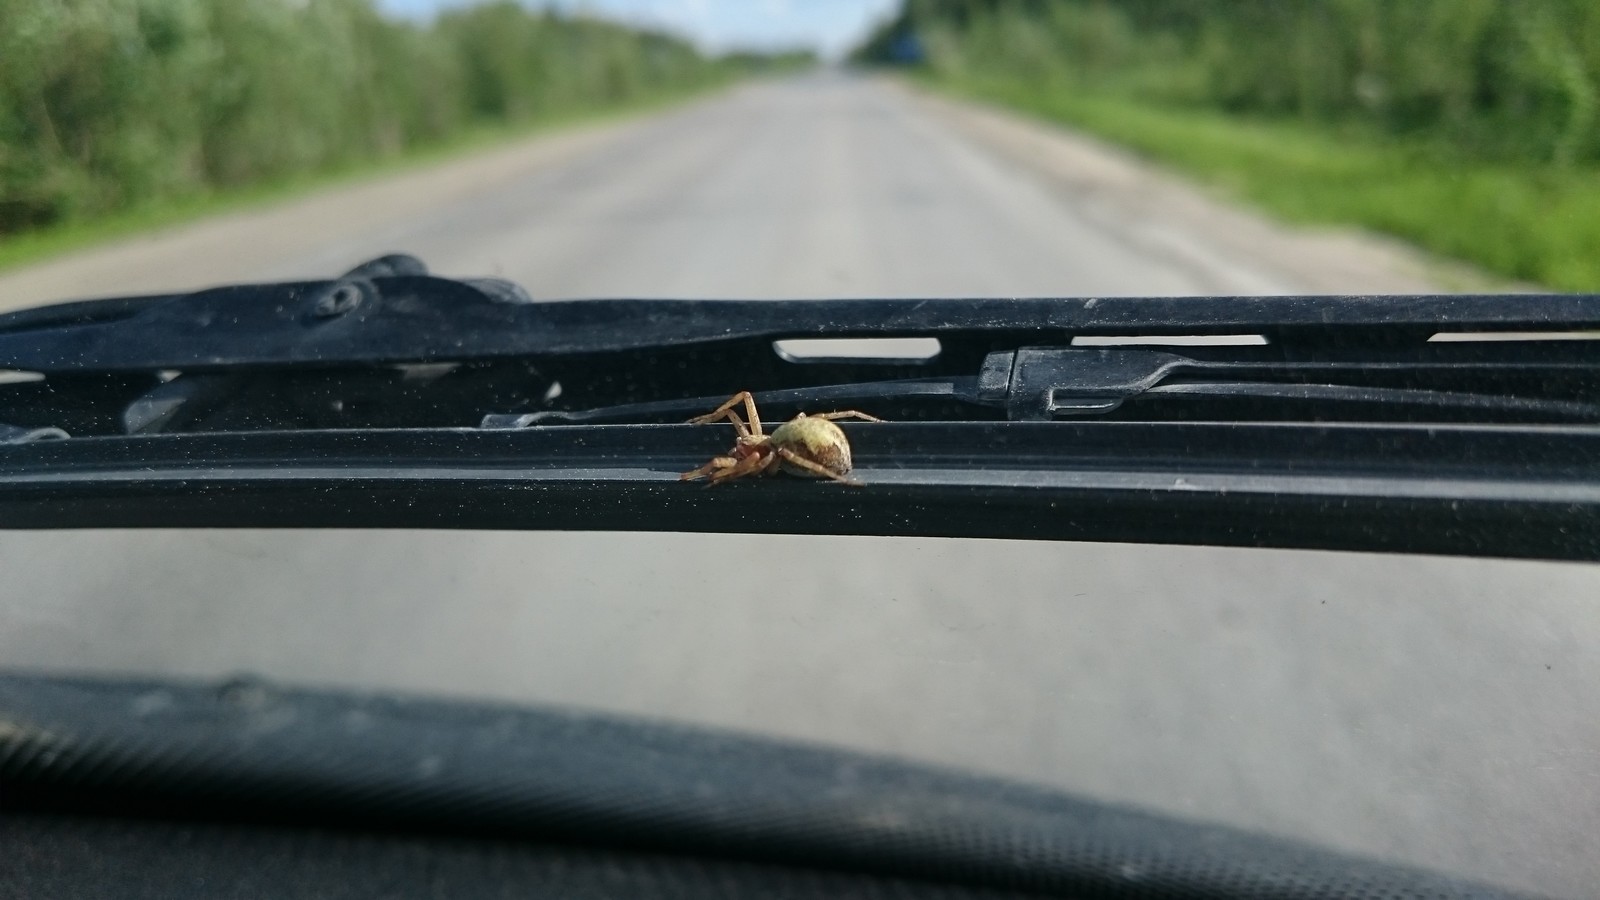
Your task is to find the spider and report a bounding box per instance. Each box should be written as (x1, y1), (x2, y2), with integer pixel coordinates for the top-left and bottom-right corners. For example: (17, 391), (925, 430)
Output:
(680, 391), (882, 486)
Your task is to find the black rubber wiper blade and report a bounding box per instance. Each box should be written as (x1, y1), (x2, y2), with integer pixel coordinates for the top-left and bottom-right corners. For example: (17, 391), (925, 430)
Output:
(4, 420), (1599, 561)
(6, 255), (1600, 373)
(478, 342), (1600, 430)
(5, 257), (1600, 437)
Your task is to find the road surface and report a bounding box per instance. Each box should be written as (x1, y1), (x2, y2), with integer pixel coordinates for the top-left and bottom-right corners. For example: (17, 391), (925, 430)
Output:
(1, 74), (1594, 897)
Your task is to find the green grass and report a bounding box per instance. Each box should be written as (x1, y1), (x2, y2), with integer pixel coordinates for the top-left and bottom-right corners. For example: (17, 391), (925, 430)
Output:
(927, 74), (1600, 291)
(0, 84), (726, 275)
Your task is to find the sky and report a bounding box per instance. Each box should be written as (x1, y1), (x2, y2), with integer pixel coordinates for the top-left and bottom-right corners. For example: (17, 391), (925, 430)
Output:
(376, 0), (904, 59)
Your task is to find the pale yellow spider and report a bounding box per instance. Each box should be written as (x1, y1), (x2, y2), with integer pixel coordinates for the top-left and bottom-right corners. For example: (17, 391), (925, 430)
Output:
(680, 391), (882, 486)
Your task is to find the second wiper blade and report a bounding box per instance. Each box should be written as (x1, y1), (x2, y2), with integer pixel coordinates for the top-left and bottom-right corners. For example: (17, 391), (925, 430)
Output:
(480, 346), (1600, 428)
(7, 263), (1600, 373)
(5, 260), (1600, 434)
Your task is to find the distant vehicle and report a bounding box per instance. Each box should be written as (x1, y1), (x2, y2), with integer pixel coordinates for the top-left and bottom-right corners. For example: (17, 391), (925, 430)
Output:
(888, 31), (925, 65)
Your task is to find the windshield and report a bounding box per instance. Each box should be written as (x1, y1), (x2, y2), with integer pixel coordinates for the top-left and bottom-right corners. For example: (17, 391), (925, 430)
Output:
(2, 3), (1597, 898)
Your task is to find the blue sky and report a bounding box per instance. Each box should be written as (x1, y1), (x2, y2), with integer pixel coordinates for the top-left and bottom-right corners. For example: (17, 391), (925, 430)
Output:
(376, 0), (904, 59)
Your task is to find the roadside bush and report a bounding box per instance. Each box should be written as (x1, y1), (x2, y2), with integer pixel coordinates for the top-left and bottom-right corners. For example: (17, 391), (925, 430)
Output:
(0, 0), (731, 236)
(863, 0), (1600, 166)
(856, 0), (1600, 288)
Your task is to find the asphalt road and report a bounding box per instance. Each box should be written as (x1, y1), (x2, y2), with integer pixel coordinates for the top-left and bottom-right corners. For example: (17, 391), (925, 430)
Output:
(2, 74), (1595, 897)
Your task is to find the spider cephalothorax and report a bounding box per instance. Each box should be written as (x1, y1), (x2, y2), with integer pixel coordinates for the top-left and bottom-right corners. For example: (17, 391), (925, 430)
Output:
(680, 391), (881, 486)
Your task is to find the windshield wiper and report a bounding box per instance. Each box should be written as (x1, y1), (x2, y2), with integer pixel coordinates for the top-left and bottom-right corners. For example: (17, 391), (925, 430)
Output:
(3, 253), (1599, 433)
(2, 256), (1598, 561)
(475, 346), (1600, 429)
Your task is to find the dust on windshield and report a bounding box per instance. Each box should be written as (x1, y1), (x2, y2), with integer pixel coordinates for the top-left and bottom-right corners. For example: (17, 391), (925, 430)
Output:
(2, 2), (1598, 898)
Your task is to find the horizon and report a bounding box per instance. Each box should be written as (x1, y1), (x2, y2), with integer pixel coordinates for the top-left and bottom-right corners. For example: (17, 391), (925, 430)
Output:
(375, 0), (903, 59)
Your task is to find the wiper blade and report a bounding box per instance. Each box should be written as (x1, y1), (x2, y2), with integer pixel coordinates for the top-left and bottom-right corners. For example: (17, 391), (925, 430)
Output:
(4, 255), (1600, 434)
(5, 255), (1600, 374)
(3, 258), (1599, 562)
(4, 419), (1599, 561)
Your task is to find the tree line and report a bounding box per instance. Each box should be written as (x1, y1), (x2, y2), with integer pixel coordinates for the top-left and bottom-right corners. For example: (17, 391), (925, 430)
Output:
(860, 0), (1600, 166)
(1, 0), (783, 237)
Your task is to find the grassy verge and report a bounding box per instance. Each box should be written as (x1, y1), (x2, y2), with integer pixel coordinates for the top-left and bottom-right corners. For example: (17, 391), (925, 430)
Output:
(0, 85), (724, 275)
(927, 74), (1600, 291)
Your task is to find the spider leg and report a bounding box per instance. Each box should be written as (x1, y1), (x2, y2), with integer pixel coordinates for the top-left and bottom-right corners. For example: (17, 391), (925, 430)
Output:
(688, 391), (765, 437)
(686, 392), (748, 428)
(743, 392), (763, 436)
(680, 455), (738, 482)
(774, 447), (862, 486)
(811, 410), (883, 423)
(760, 452), (784, 476)
(705, 448), (771, 486)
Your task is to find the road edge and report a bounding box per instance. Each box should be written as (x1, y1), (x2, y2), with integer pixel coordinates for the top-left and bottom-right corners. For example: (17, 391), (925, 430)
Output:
(894, 77), (1529, 296)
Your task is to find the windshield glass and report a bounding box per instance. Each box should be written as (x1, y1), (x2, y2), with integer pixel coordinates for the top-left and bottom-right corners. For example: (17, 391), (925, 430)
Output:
(2, 2), (1597, 898)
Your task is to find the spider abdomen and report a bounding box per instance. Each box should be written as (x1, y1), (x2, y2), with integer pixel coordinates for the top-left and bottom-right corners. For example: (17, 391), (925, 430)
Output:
(769, 416), (852, 478)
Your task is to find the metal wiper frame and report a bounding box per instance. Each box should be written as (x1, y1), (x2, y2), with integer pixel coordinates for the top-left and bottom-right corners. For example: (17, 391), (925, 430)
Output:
(1, 269), (1598, 561)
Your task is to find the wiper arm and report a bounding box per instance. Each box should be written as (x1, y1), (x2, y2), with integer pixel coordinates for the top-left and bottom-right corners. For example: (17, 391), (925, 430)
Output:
(468, 343), (1600, 432)
(4, 254), (1600, 433)
(483, 366), (1600, 431)
(985, 346), (1600, 422)
(6, 254), (1600, 374)
(1146, 381), (1600, 420)
(480, 378), (987, 427)
(4, 255), (1600, 560)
